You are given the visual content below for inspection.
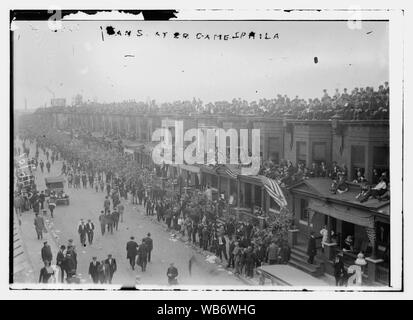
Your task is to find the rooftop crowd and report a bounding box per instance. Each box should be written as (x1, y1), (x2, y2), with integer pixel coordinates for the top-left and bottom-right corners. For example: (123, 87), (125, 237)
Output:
(37, 82), (389, 120)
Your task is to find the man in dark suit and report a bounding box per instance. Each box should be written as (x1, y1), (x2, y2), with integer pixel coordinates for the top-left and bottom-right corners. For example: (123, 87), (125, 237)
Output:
(104, 254), (117, 284)
(137, 239), (148, 272)
(78, 220), (87, 247)
(217, 234), (228, 261)
(307, 232), (317, 264)
(56, 245), (66, 283)
(144, 233), (153, 263)
(126, 236), (138, 270)
(106, 212), (114, 234)
(86, 219), (95, 245)
(41, 241), (53, 264)
(112, 210), (120, 231)
(88, 256), (100, 284)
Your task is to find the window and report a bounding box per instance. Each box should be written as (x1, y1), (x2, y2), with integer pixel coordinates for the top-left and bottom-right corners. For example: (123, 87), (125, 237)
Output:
(300, 199), (308, 221)
(373, 146), (389, 169)
(268, 137), (280, 163)
(351, 145), (365, 179)
(312, 142), (326, 164)
(296, 141), (307, 167)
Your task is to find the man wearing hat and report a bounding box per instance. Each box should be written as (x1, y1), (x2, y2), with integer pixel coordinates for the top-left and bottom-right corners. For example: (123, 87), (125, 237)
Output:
(144, 233), (153, 263)
(104, 254), (117, 284)
(34, 212), (45, 240)
(56, 245), (66, 283)
(126, 237), (138, 270)
(88, 257), (100, 284)
(41, 241), (53, 264)
(307, 231), (317, 264)
(86, 219), (95, 245)
(78, 219), (87, 247)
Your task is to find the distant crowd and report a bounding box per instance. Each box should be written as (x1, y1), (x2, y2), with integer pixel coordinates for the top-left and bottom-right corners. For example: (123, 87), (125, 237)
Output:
(36, 83), (389, 120)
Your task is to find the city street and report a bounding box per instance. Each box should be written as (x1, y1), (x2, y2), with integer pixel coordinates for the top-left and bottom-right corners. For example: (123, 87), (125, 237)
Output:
(17, 141), (244, 286)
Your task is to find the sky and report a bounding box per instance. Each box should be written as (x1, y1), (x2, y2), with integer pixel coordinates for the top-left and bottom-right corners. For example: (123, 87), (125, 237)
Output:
(13, 20), (388, 109)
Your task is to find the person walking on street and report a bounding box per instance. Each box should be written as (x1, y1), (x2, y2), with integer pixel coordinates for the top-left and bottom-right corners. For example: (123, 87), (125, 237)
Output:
(137, 239), (148, 272)
(56, 245), (66, 283)
(78, 220), (87, 247)
(39, 191), (45, 210)
(307, 231), (317, 264)
(94, 177), (99, 192)
(34, 213), (45, 240)
(86, 219), (95, 245)
(104, 196), (111, 214)
(106, 211), (114, 234)
(48, 196), (56, 218)
(126, 236), (138, 270)
(98, 259), (109, 284)
(46, 160), (51, 173)
(99, 211), (106, 236)
(112, 209), (120, 231)
(41, 241), (53, 264)
(104, 254), (117, 284)
(88, 257), (100, 284)
(167, 262), (178, 285)
(117, 203), (124, 223)
(144, 233), (153, 263)
(39, 160), (44, 173)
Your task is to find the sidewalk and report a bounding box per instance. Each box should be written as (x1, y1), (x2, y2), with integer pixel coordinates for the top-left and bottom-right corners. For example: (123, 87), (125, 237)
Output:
(12, 213), (35, 283)
(18, 210), (61, 284)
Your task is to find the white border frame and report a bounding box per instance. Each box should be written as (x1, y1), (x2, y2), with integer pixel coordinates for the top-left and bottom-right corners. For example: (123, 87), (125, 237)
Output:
(0, 2), (408, 299)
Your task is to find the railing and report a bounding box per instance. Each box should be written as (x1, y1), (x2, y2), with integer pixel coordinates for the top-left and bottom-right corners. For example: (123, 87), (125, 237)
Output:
(376, 264), (390, 285)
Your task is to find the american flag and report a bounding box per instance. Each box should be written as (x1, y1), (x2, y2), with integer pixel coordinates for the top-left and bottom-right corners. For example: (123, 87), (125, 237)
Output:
(259, 176), (288, 208)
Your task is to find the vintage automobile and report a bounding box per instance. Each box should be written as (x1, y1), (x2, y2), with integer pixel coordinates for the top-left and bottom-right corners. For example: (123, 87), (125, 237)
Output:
(45, 176), (70, 205)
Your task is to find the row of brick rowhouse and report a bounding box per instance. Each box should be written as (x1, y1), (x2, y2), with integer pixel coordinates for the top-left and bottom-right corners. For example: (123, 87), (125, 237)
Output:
(30, 109), (390, 286)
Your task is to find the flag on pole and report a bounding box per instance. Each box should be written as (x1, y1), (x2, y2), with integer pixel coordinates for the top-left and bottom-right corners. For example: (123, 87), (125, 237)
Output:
(259, 176), (288, 208)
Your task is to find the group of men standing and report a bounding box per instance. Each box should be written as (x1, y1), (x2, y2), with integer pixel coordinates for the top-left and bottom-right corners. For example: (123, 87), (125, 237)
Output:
(88, 254), (117, 284)
(126, 233), (153, 272)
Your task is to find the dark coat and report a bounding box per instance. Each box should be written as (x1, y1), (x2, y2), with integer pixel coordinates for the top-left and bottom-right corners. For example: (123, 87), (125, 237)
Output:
(56, 250), (65, 267)
(167, 266), (178, 279)
(307, 236), (317, 256)
(104, 258), (117, 275)
(144, 237), (153, 251)
(86, 222), (95, 234)
(126, 240), (138, 259)
(137, 244), (148, 266)
(89, 261), (100, 278)
(41, 245), (53, 262)
(78, 224), (87, 236)
(334, 258), (346, 277)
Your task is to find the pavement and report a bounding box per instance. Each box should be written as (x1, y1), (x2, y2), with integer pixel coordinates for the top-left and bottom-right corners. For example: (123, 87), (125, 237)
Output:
(14, 140), (245, 287)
